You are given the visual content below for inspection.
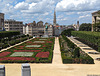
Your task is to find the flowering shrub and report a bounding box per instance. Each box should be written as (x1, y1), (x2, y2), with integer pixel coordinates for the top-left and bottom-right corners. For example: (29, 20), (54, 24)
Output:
(0, 52), (11, 57)
(36, 52), (49, 58)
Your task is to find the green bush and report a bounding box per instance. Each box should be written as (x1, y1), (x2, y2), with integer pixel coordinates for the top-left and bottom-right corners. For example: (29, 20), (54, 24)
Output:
(60, 35), (94, 64)
(74, 47), (80, 58)
(72, 31), (100, 51)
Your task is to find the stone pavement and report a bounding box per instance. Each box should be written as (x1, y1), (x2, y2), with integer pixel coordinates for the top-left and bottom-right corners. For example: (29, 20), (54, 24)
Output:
(0, 37), (100, 76)
(52, 37), (62, 64)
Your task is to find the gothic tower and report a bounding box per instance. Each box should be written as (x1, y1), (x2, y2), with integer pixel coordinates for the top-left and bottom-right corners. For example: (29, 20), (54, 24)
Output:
(53, 9), (56, 26)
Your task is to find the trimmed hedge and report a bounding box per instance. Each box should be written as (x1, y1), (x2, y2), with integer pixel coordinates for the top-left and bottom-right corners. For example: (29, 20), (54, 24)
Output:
(72, 31), (100, 52)
(0, 31), (20, 39)
(63, 58), (94, 64)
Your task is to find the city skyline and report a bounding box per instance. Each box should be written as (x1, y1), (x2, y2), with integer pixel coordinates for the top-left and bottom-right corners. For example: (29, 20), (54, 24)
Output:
(0, 0), (100, 25)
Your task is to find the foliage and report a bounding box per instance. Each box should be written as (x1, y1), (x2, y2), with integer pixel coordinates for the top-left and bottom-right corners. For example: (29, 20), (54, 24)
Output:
(0, 31), (20, 39)
(61, 29), (74, 37)
(74, 47), (80, 58)
(93, 22), (100, 32)
(79, 23), (92, 31)
(59, 35), (94, 64)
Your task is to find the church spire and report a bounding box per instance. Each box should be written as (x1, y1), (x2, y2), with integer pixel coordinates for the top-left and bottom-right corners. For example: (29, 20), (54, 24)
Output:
(53, 8), (56, 26)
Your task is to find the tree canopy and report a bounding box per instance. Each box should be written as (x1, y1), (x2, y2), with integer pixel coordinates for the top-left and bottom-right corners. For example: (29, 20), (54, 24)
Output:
(79, 23), (92, 31)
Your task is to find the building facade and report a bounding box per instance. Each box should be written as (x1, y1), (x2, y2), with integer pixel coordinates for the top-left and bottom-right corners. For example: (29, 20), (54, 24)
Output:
(23, 21), (54, 37)
(23, 21), (44, 37)
(92, 10), (100, 31)
(4, 19), (23, 34)
(0, 13), (4, 31)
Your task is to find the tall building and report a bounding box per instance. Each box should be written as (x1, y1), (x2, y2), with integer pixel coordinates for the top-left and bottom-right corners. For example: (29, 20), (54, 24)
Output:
(53, 9), (56, 26)
(4, 19), (23, 34)
(0, 13), (4, 31)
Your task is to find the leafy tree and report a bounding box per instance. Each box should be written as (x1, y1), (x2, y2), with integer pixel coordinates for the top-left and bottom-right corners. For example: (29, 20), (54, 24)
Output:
(61, 29), (74, 37)
(79, 23), (92, 31)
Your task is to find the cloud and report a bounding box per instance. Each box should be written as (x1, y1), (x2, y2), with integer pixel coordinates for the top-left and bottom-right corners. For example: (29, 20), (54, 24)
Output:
(13, 0), (55, 14)
(56, 0), (100, 12)
(14, 1), (29, 10)
(25, 0), (42, 3)
(79, 14), (91, 19)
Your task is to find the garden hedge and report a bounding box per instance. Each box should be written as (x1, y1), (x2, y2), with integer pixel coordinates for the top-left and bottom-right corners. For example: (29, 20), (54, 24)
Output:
(59, 35), (94, 64)
(71, 31), (100, 52)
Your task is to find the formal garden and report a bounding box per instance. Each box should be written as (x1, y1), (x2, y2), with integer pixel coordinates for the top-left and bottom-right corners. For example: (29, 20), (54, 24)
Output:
(59, 35), (94, 64)
(0, 37), (55, 63)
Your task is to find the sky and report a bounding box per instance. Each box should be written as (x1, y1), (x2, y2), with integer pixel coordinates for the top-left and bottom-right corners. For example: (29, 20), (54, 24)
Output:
(0, 0), (100, 25)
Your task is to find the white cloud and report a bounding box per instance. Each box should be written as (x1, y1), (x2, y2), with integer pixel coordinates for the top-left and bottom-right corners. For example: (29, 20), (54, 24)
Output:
(18, 0), (55, 14)
(79, 14), (91, 19)
(56, 0), (100, 12)
(25, 0), (42, 3)
(66, 12), (75, 15)
(14, 1), (29, 10)
(29, 3), (37, 9)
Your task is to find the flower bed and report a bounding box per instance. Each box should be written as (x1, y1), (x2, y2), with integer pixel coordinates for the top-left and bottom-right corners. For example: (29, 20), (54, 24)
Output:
(0, 57), (35, 61)
(14, 50), (41, 52)
(36, 52), (49, 58)
(0, 52), (11, 57)
(0, 37), (55, 63)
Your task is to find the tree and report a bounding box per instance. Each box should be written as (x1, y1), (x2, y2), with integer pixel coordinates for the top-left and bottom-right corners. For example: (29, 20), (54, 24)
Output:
(61, 29), (74, 37)
(79, 23), (92, 31)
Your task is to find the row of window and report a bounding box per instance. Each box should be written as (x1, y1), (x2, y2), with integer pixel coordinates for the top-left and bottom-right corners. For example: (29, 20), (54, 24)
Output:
(5, 25), (23, 27)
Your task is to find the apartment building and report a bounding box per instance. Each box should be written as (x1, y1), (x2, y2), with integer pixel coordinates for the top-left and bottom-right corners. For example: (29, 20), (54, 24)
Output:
(4, 19), (23, 34)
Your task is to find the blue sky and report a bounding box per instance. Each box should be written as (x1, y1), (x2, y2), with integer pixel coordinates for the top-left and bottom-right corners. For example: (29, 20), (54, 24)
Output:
(0, 0), (100, 25)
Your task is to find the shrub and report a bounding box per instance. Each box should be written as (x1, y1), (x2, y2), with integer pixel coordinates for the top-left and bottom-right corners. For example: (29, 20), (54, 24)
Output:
(74, 47), (80, 58)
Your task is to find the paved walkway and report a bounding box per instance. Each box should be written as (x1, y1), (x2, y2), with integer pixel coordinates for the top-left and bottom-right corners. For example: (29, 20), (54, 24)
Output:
(0, 37), (100, 76)
(52, 37), (62, 64)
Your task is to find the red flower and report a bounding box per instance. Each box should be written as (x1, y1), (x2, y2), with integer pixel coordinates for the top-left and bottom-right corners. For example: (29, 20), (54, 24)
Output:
(14, 50), (41, 52)
(36, 52), (49, 58)
(0, 52), (11, 57)
(19, 46), (24, 47)
(0, 57), (35, 61)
